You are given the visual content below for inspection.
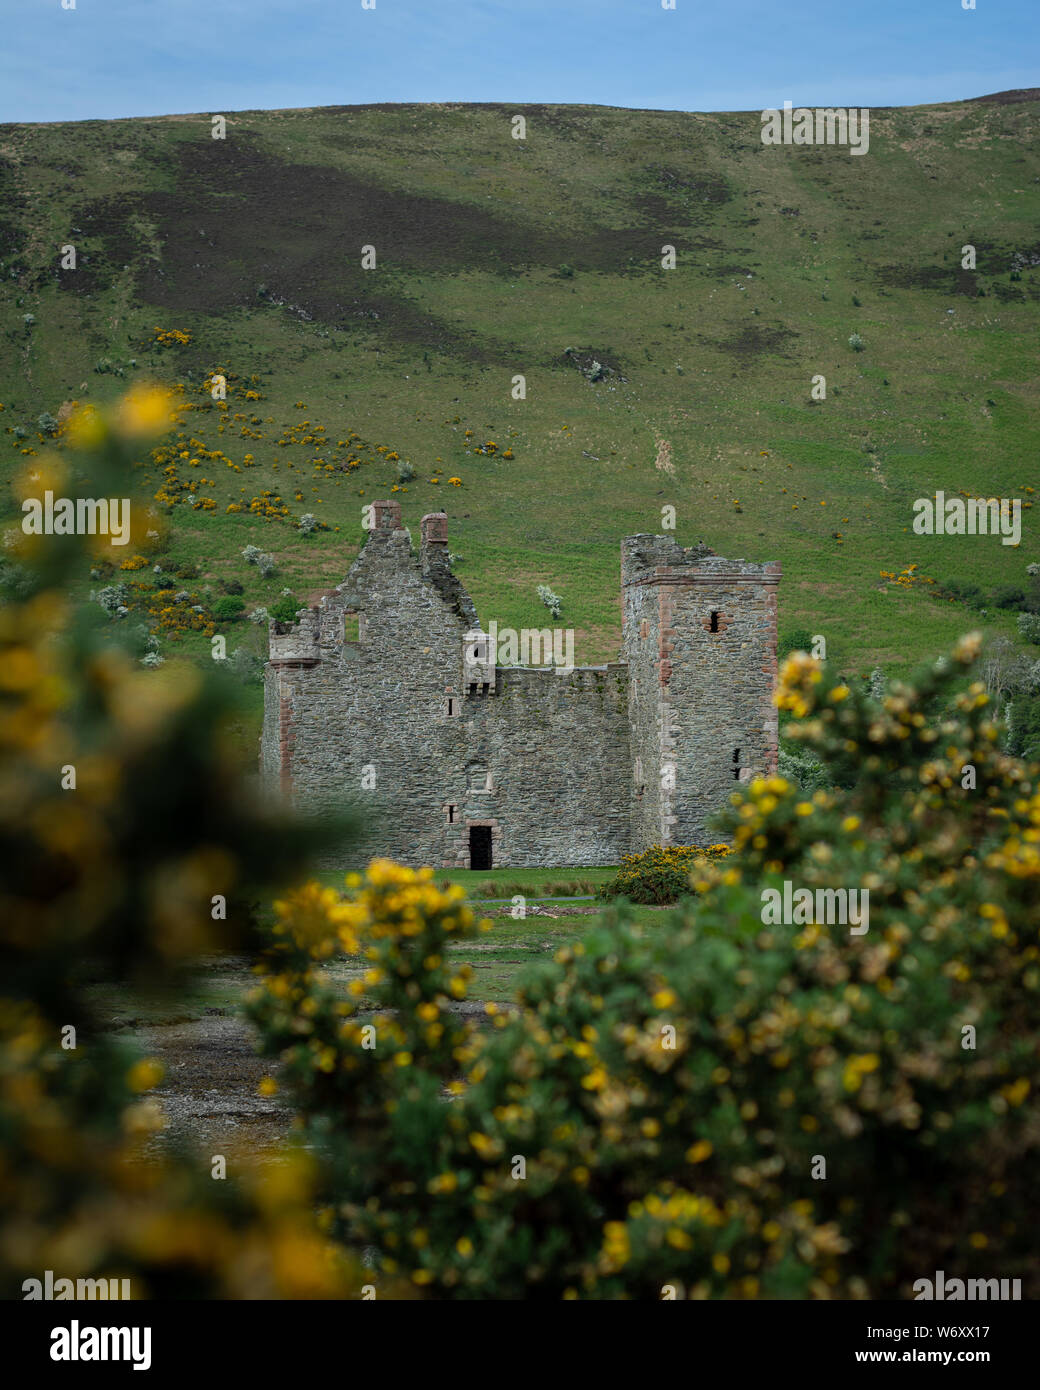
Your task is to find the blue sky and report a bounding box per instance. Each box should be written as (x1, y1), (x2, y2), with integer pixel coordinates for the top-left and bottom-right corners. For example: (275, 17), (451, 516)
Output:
(2, 0), (1037, 124)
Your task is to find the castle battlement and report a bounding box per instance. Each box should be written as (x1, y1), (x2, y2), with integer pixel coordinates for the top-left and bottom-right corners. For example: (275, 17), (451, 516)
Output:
(262, 504), (780, 868)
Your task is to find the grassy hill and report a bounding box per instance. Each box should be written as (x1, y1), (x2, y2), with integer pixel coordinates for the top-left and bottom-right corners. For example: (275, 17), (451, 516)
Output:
(1, 94), (1038, 735)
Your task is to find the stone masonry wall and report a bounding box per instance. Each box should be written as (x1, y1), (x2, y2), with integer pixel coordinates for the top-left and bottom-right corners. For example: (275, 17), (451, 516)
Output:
(444, 666), (630, 868)
(263, 504), (631, 868)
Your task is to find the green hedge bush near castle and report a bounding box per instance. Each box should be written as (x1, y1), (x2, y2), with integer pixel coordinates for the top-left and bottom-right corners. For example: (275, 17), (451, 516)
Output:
(248, 636), (1040, 1298)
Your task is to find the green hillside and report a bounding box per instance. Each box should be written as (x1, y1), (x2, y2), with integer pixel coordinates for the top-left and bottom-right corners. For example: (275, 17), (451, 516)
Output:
(1, 95), (1038, 706)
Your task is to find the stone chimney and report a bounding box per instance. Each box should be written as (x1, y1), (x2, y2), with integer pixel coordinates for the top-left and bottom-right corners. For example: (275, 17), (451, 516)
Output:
(421, 511), (449, 574)
(371, 498), (402, 534)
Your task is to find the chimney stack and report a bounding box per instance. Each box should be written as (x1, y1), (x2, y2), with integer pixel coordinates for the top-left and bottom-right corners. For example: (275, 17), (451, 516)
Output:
(421, 511), (449, 573)
(371, 498), (402, 533)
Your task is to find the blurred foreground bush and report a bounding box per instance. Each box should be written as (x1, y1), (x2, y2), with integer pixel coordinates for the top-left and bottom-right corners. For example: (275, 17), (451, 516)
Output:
(0, 387), (371, 1299)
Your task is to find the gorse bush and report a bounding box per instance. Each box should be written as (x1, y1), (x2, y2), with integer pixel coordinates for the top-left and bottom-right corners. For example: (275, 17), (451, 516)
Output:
(0, 387), (370, 1300)
(596, 844), (732, 904)
(248, 635), (1039, 1299)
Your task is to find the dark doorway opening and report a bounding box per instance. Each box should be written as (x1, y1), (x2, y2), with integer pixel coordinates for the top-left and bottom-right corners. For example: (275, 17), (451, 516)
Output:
(469, 826), (492, 871)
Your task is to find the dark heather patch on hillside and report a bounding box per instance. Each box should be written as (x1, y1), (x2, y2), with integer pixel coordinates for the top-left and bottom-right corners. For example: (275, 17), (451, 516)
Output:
(0, 156), (28, 261)
(331, 293), (529, 363)
(876, 237), (1040, 295)
(703, 323), (798, 361)
(37, 157), (86, 178)
(873, 263), (982, 296)
(137, 136), (560, 280)
(73, 193), (149, 270)
(991, 282), (1030, 303)
(627, 168), (734, 236)
(968, 89), (1040, 105)
(69, 134), (710, 328)
(52, 257), (102, 296)
(644, 165), (733, 208)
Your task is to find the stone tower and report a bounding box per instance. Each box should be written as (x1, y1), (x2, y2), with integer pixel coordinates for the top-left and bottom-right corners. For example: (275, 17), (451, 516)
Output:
(621, 534), (781, 848)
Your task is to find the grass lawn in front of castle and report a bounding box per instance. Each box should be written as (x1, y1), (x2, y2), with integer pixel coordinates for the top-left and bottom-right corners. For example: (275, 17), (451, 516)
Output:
(316, 864), (621, 899)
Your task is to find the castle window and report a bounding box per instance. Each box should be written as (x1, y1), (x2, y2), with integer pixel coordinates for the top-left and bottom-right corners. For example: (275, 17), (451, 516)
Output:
(447, 805), (456, 823)
(710, 611), (720, 633)
(733, 748), (741, 779)
(343, 611), (360, 642)
(446, 697), (457, 717)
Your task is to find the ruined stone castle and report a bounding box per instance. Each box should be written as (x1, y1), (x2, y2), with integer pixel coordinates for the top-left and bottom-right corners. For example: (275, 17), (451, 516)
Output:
(261, 499), (780, 868)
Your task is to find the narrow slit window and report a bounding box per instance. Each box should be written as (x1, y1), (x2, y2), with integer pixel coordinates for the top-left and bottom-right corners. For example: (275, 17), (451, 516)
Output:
(710, 611), (720, 633)
(446, 698), (455, 717)
(733, 748), (741, 779)
(447, 805), (455, 823)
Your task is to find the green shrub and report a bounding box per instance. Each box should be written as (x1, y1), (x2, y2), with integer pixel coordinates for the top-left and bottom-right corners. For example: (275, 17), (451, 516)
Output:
(778, 627), (815, 661)
(270, 594), (302, 625)
(943, 577), (984, 608)
(211, 594), (245, 622)
(777, 743), (830, 793)
(993, 585), (1027, 611)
